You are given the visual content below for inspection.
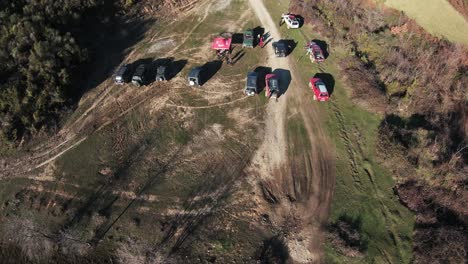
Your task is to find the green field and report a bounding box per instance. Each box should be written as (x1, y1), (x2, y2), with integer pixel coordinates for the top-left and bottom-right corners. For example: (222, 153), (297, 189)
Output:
(384, 0), (468, 45)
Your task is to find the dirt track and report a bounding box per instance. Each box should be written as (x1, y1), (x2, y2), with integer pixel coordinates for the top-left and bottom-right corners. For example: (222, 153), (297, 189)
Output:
(247, 0), (335, 263)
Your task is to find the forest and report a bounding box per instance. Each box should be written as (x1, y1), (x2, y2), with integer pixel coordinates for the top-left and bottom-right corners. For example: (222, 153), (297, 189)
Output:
(0, 0), (110, 147)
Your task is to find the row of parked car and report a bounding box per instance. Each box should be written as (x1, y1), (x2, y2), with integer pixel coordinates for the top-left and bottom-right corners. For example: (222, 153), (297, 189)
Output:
(243, 70), (329, 101)
(114, 63), (168, 86)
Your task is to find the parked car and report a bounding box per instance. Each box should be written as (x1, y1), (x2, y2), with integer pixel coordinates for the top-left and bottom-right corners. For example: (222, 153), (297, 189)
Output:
(281, 13), (300, 29)
(188, 67), (203, 86)
(245, 71), (258, 96)
(114, 64), (131, 84)
(272, 41), (288, 57)
(265, 74), (280, 99)
(309, 78), (329, 101)
(132, 64), (147, 86)
(155, 65), (167, 81)
(305, 41), (325, 63)
(242, 29), (254, 48)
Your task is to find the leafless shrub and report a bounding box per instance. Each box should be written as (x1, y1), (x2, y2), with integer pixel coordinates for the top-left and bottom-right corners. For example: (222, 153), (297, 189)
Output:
(1, 216), (53, 261)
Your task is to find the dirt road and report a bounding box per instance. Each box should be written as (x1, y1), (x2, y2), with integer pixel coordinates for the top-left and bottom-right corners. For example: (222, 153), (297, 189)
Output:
(247, 0), (335, 263)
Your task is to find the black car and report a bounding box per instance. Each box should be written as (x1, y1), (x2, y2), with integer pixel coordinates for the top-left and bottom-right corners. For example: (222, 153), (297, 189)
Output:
(114, 64), (131, 84)
(272, 41), (288, 57)
(132, 64), (147, 86)
(188, 67), (203, 86)
(244, 72), (258, 96)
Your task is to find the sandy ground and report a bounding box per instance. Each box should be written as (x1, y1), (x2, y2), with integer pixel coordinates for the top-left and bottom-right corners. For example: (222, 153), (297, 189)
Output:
(247, 0), (335, 263)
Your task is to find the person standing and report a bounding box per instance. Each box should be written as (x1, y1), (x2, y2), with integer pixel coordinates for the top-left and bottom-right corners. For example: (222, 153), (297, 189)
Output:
(259, 34), (264, 48)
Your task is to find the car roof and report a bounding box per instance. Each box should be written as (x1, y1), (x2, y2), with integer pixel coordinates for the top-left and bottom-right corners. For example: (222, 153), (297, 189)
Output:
(134, 64), (146, 74)
(275, 41), (286, 47)
(247, 71), (258, 77)
(189, 67), (202, 77)
(116, 65), (128, 75)
(316, 81), (328, 93)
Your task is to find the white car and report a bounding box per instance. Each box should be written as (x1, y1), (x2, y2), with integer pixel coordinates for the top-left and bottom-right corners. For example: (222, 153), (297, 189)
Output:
(281, 13), (300, 29)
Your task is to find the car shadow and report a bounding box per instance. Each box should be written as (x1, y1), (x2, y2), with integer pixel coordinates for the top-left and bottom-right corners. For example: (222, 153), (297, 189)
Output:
(254, 66), (272, 93)
(313, 72), (335, 96)
(253, 26), (265, 47)
(169, 59), (188, 80)
(232, 33), (243, 44)
(295, 15), (305, 28)
(311, 39), (329, 59)
(273, 68), (292, 97)
(282, 39), (297, 55)
(200, 60), (222, 86)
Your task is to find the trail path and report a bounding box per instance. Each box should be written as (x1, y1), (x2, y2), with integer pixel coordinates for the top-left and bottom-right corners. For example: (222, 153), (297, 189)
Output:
(248, 0), (335, 263)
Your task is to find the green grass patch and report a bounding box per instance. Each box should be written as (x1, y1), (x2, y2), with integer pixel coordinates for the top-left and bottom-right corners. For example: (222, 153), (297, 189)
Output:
(383, 0), (468, 45)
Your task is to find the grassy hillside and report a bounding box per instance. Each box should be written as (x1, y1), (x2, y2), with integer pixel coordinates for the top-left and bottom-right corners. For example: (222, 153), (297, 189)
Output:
(0, 0), (277, 262)
(384, 0), (468, 45)
(264, 0), (415, 263)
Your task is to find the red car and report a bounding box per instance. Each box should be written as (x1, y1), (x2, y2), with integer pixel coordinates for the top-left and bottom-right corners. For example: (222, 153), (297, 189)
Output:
(305, 41), (325, 63)
(309, 78), (329, 101)
(265, 74), (280, 100)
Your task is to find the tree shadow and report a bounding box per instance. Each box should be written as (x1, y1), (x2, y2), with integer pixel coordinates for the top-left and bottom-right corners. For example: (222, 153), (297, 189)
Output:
(273, 68), (292, 97)
(257, 235), (289, 264)
(151, 143), (253, 256)
(312, 39), (329, 59)
(313, 72), (335, 96)
(254, 66), (272, 93)
(329, 214), (368, 252)
(199, 60), (222, 86)
(231, 33), (243, 44)
(73, 17), (153, 98)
